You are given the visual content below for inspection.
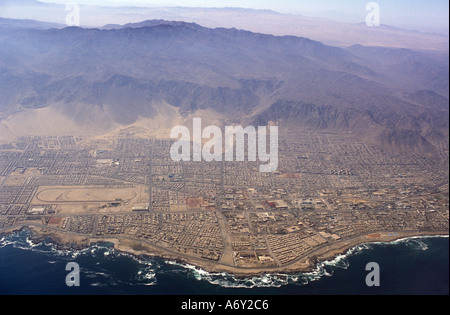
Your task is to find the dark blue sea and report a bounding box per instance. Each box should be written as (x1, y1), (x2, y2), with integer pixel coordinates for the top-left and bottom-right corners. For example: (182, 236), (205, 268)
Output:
(0, 229), (448, 295)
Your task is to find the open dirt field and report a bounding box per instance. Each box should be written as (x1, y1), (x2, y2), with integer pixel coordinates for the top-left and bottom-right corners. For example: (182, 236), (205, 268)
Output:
(29, 185), (149, 215)
(34, 185), (138, 203)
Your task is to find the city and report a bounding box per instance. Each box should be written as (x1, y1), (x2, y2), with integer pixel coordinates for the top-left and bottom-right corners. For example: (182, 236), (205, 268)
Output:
(0, 131), (448, 275)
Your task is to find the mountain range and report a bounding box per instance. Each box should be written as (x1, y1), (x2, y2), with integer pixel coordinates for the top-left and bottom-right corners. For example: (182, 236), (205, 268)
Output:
(1, 0), (448, 50)
(0, 18), (448, 154)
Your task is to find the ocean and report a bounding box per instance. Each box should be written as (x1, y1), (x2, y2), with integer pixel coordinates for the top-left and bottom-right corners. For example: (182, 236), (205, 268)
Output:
(0, 229), (448, 295)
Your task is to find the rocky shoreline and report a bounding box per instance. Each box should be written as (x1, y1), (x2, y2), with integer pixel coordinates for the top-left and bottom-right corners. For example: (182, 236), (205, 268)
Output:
(8, 225), (446, 278)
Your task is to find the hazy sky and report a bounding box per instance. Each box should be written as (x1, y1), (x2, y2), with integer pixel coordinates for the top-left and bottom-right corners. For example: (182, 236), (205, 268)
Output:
(34, 0), (450, 33)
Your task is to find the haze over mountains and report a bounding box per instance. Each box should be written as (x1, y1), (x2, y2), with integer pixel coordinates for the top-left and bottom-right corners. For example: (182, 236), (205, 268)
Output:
(0, 16), (448, 154)
(1, 0), (448, 51)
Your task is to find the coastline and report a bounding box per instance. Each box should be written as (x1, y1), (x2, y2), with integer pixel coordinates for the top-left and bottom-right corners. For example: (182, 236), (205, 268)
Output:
(6, 225), (448, 278)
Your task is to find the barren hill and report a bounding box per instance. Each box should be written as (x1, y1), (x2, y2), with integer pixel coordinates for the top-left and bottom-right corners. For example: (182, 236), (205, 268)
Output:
(0, 19), (448, 153)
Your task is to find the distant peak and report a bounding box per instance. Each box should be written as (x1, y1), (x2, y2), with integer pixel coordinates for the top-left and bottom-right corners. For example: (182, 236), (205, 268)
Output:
(103, 19), (203, 30)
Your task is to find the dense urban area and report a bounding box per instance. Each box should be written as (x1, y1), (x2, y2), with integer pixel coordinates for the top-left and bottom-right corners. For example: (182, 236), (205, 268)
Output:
(0, 130), (448, 273)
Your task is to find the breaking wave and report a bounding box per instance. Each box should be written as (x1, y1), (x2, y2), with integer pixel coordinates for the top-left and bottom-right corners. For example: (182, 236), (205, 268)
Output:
(162, 235), (447, 288)
(0, 229), (157, 287)
(0, 229), (446, 289)
(164, 260), (306, 288)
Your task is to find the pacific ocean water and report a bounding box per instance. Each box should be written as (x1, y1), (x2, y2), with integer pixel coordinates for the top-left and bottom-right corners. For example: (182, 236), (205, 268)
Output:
(0, 229), (448, 295)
